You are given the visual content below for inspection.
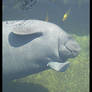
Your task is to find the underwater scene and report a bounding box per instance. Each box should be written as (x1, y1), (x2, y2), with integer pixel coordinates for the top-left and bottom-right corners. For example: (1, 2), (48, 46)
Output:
(3, 0), (89, 92)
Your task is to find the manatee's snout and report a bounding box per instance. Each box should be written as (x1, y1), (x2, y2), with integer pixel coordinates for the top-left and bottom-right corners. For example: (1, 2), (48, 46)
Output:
(65, 40), (81, 57)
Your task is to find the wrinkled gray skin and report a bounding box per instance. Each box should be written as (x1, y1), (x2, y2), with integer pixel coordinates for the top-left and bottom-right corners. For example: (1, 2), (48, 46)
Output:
(3, 20), (80, 80)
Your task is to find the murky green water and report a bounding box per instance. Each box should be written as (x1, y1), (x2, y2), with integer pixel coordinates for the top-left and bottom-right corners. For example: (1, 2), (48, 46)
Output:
(3, 0), (89, 92)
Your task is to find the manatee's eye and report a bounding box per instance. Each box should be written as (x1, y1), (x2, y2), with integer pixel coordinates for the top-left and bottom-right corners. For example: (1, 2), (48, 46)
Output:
(64, 35), (73, 46)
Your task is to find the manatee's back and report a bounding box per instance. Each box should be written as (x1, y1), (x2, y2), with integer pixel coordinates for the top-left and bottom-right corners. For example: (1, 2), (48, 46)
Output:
(3, 21), (24, 79)
(2, 20), (63, 80)
(3, 21), (37, 80)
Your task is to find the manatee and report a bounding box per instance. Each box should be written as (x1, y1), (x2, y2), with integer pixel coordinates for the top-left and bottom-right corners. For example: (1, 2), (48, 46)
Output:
(3, 20), (80, 80)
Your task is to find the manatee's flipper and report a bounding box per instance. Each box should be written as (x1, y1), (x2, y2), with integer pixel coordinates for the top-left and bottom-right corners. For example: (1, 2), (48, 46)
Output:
(12, 20), (46, 35)
(47, 61), (70, 72)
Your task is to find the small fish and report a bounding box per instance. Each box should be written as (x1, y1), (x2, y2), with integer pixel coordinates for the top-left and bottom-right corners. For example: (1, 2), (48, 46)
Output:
(45, 12), (49, 22)
(62, 8), (71, 22)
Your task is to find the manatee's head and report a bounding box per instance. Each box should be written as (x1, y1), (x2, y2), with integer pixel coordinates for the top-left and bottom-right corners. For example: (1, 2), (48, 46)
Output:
(58, 32), (81, 62)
